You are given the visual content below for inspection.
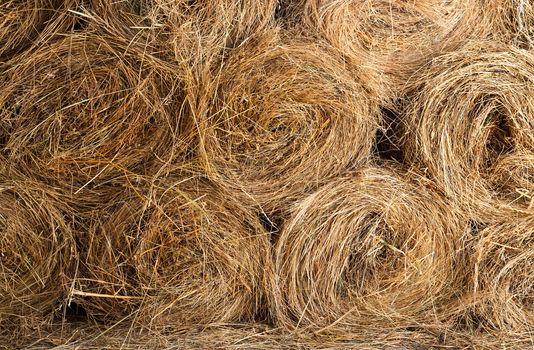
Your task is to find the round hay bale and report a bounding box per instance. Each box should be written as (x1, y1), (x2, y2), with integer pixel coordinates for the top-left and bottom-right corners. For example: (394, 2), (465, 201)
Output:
(200, 33), (380, 214)
(0, 33), (188, 184)
(454, 218), (533, 336)
(73, 176), (271, 326)
(272, 166), (466, 332)
(279, 0), (473, 97)
(402, 42), (534, 220)
(0, 176), (74, 332)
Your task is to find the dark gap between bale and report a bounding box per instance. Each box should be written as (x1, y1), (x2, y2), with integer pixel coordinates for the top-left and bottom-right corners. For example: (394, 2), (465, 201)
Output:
(272, 165), (467, 335)
(63, 301), (88, 322)
(373, 107), (404, 163)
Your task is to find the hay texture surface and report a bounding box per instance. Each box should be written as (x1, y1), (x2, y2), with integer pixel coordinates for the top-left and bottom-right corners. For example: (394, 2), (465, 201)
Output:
(0, 32), (185, 185)
(72, 175), (271, 327)
(453, 217), (534, 338)
(0, 174), (74, 334)
(279, 0), (474, 97)
(403, 42), (534, 219)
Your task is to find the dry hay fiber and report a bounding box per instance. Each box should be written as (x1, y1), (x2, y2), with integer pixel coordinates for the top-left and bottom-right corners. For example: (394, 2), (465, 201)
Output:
(0, 0), (80, 60)
(402, 42), (534, 220)
(73, 176), (271, 326)
(279, 0), (472, 97)
(453, 217), (533, 338)
(273, 166), (466, 332)
(0, 32), (186, 183)
(199, 33), (379, 214)
(0, 175), (74, 333)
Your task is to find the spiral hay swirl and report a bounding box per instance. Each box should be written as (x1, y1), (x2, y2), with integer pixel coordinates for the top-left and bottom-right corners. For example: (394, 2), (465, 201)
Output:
(199, 33), (379, 214)
(403, 42), (534, 219)
(273, 166), (465, 333)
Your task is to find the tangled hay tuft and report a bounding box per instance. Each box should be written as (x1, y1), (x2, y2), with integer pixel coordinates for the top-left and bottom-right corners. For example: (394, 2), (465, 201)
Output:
(0, 32), (187, 184)
(73, 175), (271, 327)
(402, 42), (534, 220)
(198, 33), (379, 214)
(272, 165), (466, 333)
(474, 0), (534, 48)
(0, 0), (78, 60)
(96, 0), (279, 60)
(0, 172), (74, 334)
(487, 151), (534, 210)
(453, 217), (534, 337)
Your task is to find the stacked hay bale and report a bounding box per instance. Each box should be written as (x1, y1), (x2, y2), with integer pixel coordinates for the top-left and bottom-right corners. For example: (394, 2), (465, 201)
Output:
(196, 32), (380, 215)
(0, 169), (75, 336)
(272, 166), (467, 334)
(0, 0), (533, 349)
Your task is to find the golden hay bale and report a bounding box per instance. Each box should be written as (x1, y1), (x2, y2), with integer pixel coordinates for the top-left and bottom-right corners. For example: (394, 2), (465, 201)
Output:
(73, 175), (271, 326)
(199, 33), (380, 214)
(272, 166), (466, 332)
(0, 32), (188, 184)
(279, 0), (473, 97)
(402, 42), (534, 220)
(453, 217), (533, 337)
(0, 175), (74, 332)
(0, 0), (78, 60)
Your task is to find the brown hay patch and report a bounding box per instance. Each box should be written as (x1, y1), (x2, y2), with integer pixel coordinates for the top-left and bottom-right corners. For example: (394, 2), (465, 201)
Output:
(453, 217), (534, 337)
(272, 165), (466, 333)
(475, 0), (534, 48)
(0, 0), (78, 60)
(0, 33), (187, 183)
(279, 0), (474, 97)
